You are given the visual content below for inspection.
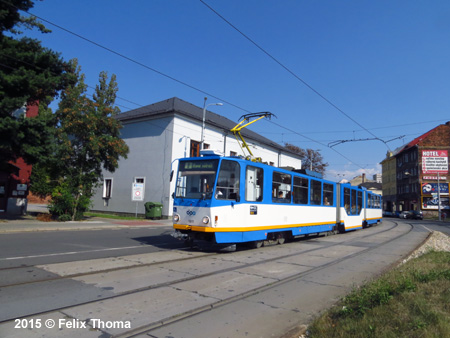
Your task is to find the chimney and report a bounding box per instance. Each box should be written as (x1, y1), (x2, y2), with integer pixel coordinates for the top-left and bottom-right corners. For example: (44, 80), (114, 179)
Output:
(362, 173), (365, 184)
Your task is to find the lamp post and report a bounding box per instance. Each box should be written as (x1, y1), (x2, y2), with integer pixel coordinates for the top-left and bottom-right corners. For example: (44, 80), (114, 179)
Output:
(437, 173), (442, 221)
(179, 136), (191, 158)
(201, 97), (223, 150)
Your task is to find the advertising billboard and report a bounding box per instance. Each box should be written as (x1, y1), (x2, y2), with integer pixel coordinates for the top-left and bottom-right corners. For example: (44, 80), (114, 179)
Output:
(422, 183), (449, 195)
(422, 196), (450, 210)
(422, 150), (448, 174)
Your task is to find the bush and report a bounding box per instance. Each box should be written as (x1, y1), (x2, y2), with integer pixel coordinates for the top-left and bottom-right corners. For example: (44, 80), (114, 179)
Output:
(48, 182), (91, 220)
(58, 214), (72, 222)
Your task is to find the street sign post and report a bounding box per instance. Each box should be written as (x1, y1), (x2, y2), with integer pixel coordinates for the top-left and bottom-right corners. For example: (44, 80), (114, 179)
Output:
(132, 182), (145, 217)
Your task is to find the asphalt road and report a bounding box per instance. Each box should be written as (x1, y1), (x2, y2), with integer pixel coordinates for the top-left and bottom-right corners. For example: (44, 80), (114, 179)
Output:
(394, 217), (450, 235)
(0, 226), (184, 268)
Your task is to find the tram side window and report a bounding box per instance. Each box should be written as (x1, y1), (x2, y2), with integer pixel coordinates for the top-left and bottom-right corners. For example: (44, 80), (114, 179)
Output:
(357, 191), (362, 214)
(310, 180), (322, 205)
(246, 166), (263, 202)
(344, 188), (351, 213)
(293, 176), (308, 204)
(272, 172), (291, 203)
(216, 160), (240, 200)
(323, 183), (334, 206)
(351, 189), (357, 214)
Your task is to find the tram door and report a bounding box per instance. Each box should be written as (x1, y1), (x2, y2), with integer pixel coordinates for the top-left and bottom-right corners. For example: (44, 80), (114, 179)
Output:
(245, 166), (263, 202)
(342, 187), (364, 230)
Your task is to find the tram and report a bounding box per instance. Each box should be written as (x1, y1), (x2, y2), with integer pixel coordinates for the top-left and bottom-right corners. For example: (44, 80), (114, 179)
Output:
(172, 152), (382, 248)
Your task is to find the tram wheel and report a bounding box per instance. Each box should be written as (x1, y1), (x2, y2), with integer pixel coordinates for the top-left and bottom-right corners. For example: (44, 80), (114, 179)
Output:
(277, 235), (286, 244)
(253, 240), (264, 248)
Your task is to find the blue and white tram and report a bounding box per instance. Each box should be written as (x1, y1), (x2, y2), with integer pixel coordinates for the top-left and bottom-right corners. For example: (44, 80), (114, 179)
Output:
(172, 153), (382, 247)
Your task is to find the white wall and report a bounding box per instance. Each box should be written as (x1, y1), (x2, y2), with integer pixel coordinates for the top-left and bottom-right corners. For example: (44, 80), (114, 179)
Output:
(91, 116), (174, 216)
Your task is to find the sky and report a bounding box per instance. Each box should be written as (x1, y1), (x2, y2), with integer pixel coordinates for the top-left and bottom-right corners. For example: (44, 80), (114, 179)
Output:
(19, 0), (450, 181)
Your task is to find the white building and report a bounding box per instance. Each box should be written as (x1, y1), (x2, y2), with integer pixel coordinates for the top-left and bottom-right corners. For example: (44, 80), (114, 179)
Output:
(91, 97), (302, 217)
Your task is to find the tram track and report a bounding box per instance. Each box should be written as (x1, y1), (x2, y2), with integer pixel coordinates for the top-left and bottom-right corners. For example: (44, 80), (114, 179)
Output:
(0, 221), (414, 332)
(0, 221), (399, 290)
(120, 221), (415, 337)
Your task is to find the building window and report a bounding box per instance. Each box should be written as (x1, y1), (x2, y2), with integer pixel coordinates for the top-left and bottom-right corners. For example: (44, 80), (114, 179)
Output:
(103, 178), (113, 198)
(190, 140), (209, 157)
(135, 177), (145, 184)
(190, 141), (200, 157)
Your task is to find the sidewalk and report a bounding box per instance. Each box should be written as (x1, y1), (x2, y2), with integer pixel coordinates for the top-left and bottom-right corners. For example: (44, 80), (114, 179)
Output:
(0, 204), (172, 234)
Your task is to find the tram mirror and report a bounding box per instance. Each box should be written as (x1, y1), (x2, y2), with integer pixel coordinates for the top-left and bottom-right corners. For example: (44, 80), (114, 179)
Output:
(170, 170), (174, 182)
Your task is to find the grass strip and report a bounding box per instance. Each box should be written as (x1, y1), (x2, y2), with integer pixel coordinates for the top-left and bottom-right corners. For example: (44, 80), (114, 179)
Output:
(308, 251), (450, 338)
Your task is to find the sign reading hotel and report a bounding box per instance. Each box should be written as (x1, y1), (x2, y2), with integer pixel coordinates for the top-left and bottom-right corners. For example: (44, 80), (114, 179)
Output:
(422, 150), (448, 174)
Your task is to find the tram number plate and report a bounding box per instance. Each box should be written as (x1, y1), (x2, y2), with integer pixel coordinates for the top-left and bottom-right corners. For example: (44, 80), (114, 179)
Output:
(250, 205), (258, 215)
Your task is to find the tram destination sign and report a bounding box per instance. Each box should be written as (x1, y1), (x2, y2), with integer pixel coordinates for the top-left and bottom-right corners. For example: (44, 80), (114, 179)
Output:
(422, 150), (448, 174)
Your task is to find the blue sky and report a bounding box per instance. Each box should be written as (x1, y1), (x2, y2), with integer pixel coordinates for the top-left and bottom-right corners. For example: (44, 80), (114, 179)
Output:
(22, 0), (450, 181)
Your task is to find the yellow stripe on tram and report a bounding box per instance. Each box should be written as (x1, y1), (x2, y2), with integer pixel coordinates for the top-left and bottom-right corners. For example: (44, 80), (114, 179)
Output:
(174, 221), (336, 233)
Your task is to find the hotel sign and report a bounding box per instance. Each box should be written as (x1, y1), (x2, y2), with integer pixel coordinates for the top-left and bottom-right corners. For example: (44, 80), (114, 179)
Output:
(423, 176), (447, 180)
(422, 150), (448, 174)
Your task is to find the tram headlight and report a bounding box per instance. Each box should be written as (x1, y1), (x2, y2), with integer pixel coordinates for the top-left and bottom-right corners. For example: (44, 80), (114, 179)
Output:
(173, 213), (180, 222)
(202, 216), (210, 225)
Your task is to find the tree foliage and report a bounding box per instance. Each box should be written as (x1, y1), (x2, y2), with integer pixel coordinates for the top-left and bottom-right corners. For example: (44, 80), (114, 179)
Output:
(0, 0), (75, 167)
(31, 61), (129, 220)
(284, 143), (328, 175)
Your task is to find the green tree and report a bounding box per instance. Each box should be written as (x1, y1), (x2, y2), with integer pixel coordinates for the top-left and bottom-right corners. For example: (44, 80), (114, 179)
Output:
(32, 61), (129, 220)
(0, 0), (75, 167)
(284, 143), (328, 175)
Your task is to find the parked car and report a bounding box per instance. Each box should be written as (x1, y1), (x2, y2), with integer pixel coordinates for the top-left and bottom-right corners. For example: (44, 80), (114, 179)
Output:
(410, 210), (424, 220)
(383, 211), (394, 217)
(399, 211), (409, 219)
(399, 210), (423, 220)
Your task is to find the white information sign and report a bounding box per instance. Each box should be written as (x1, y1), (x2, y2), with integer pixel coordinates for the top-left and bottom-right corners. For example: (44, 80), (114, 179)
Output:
(132, 183), (145, 201)
(422, 150), (448, 174)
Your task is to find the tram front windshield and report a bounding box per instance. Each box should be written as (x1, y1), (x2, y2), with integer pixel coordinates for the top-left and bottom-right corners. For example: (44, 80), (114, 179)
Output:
(176, 160), (219, 199)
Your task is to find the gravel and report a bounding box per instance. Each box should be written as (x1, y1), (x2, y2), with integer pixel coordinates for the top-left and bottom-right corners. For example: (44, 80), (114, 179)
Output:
(402, 231), (450, 264)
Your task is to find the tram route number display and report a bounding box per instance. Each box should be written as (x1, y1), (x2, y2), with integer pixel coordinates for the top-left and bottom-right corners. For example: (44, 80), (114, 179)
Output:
(422, 150), (448, 174)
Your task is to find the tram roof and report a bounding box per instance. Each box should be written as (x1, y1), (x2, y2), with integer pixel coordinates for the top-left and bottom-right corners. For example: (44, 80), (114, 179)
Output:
(117, 97), (302, 158)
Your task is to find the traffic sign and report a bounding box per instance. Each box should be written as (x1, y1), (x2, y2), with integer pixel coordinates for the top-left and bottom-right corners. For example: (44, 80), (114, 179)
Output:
(132, 183), (145, 201)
